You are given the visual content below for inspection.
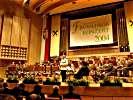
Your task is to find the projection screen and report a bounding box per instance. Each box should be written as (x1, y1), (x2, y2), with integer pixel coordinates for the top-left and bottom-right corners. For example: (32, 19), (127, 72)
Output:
(70, 14), (113, 47)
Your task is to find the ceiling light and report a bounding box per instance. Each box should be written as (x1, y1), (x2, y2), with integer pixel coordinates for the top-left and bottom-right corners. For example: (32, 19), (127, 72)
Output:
(23, 0), (30, 7)
(23, 0), (28, 4)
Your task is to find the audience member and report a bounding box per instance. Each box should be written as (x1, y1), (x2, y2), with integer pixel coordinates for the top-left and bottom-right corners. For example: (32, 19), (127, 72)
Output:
(1, 94), (16, 100)
(12, 83), (29, 99)
(74, 61), (89, 79)
(63, 85), (81, 100)
(28, 94), (41, 100)
(1, 83), (11, 94)
(28, 85), (45, 100)
(48, 85), (62, 99)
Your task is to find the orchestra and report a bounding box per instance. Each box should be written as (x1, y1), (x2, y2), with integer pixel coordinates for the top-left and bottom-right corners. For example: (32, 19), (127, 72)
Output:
(5, 55), (133, 83)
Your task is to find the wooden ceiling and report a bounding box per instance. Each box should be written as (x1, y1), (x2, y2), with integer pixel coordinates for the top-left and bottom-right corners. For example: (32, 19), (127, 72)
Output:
(9, 0), (125, 15)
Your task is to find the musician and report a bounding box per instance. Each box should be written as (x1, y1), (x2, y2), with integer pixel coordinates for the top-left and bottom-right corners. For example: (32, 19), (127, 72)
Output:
(89, 58), (101, 82)
(71, 61), (80, 73)
(10, 61), (16, 67)
(122, 59), (133, 76)
(60, 55), (68, 82)
(74, 61), (89, 79)
(103, 63), (116, 76)
(16, 61), (23, 71)
(97, 59), (117, 78)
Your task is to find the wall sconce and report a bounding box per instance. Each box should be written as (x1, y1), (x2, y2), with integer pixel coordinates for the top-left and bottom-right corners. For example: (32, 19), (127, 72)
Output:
(129, 20), (133, 27)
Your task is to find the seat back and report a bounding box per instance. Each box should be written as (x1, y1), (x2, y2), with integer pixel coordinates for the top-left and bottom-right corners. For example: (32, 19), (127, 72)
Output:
(45, 97), (60, 100)
(0, 94), (16, 100)
(63, 98), (80, 100)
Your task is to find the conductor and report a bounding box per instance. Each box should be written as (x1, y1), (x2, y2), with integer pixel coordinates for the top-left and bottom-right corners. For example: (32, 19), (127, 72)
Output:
(60, 55), (68, 82)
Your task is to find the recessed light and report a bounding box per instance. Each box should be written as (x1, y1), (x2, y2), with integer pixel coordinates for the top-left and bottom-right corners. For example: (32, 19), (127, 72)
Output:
(72, 1), (77, 4)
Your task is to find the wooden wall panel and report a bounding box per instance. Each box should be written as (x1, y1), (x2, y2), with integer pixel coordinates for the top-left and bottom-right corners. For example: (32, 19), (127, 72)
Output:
(81, 96), (93, 100)
(11, 16), (21, 46)
(0, 15), (2, 33)
(0, 0), (43, 65)
(0, 15), (2, 44)
(0, 15), (2, 56)
(94, 97), (112, 100)
(113, 97), (133, 100)
(21, 18), (30, 48)
(1, 15), (12, 45)
(0, 67), (6, 77)
(2, 84), (133, 100)
(28, 14), (42, 65)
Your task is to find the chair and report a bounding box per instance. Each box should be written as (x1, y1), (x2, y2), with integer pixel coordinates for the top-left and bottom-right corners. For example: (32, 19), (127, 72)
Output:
(63, 97), (80, 100)
(26, 65), (34, 73)
(28, 94), (41, 100)
(17, 96), (26, 100)
(63, 94), (80, 100)
(45, 97), (60, 100)
(0, 94), (16, 100)
(45, 66), (52, 75)
(52, 66), (59, 72)
(46, 66), (51, 72)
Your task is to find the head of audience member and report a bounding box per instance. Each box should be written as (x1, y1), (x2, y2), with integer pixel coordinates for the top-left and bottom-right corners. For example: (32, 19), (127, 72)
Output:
(29, 94), (41, 100)
(0, 84), (2, 88)
(68, 85), (74, 93)
(2, 82), (11, 94)
(33, 85), (42, 94)
(3, 95), (16, 100)
(19, 83), (25, 90)
(53, 85), (59, 94)
(3, 83), (8, 88)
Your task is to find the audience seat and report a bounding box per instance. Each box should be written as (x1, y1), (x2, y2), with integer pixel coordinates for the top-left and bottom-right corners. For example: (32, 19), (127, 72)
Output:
(45, 97), (61, 100)
(63, 99), (80, 100)
(0, 94), (16, 100)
